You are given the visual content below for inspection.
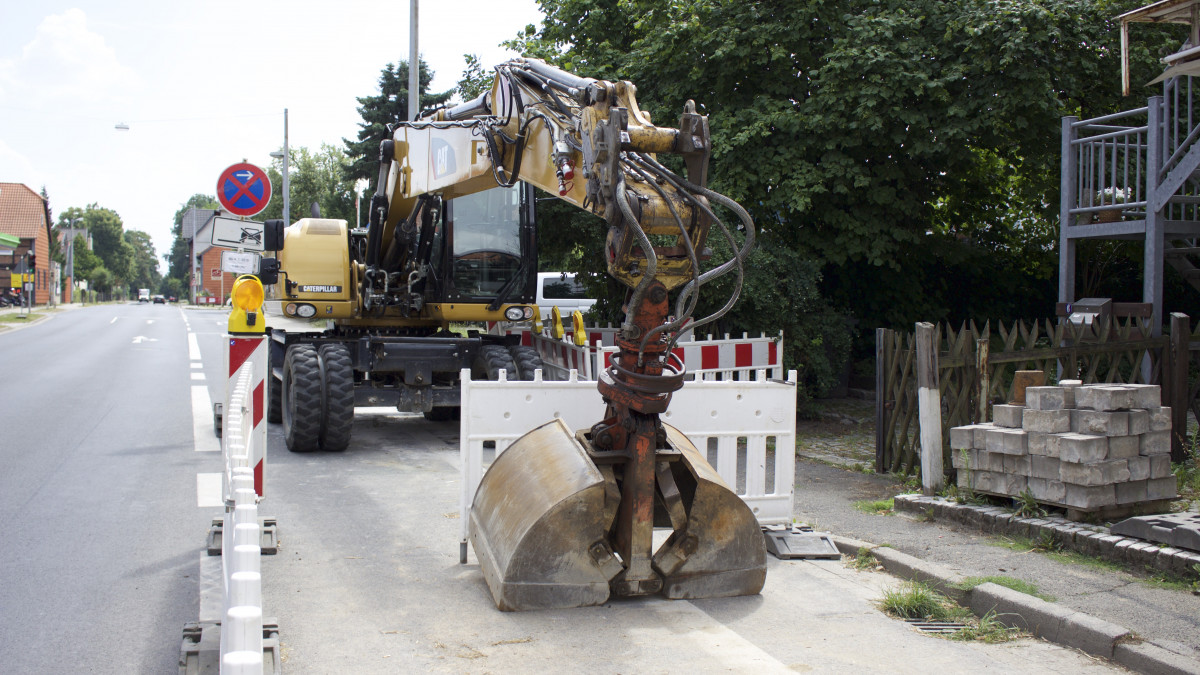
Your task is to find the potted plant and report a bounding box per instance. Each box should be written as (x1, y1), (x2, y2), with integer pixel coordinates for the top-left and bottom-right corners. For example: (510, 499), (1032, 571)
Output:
(1091, 186), (1129, 223)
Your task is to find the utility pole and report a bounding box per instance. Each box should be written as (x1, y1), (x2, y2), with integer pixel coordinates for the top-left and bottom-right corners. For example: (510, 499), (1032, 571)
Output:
(409, 0), (419, 121)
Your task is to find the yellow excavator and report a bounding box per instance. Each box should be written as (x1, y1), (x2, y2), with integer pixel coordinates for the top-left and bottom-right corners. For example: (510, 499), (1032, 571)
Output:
(263, 58), (763, 610)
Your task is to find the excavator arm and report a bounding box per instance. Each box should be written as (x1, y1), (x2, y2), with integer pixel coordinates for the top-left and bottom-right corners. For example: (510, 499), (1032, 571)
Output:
(368, 58), (764, 611)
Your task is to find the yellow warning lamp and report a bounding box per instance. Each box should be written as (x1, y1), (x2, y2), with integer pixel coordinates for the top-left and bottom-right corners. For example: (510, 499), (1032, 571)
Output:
(571, 310), (587, 346)
(550, 306), (564, 340)
(228, 275), (266, 334)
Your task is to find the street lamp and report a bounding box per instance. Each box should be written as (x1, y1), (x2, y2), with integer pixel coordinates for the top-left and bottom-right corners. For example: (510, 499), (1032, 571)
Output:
(269, 108), (290, 227)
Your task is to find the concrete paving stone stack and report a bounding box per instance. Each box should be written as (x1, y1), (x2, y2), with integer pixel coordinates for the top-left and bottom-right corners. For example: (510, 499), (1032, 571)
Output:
(950, 383), (1176, 514)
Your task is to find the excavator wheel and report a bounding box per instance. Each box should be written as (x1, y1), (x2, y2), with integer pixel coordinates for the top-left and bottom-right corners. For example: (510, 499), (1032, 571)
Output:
(473, 344), (518, 381)
(267, 372), (282, 424)
(318, 343), (355, 452)
(282, 344), (321, 453)
(507, 345), (545, 381)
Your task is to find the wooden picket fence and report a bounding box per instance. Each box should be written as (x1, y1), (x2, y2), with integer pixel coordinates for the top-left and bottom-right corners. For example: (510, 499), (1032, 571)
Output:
(875, 315), (1191, 476)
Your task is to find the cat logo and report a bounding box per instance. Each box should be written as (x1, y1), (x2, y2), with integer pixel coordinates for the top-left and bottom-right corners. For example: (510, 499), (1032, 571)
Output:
(299, 285), (341, 293)
(432, 138), (456, 178)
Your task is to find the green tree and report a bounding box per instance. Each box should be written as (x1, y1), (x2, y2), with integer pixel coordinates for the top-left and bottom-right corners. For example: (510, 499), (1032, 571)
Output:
(71, 235), (101, 281)
(343, 59), (455, 184)
(124, 230), (161, 291)
(259, 144), (359, 225)
(513, 0), (1182, 343)
(457, 54), (493, 100)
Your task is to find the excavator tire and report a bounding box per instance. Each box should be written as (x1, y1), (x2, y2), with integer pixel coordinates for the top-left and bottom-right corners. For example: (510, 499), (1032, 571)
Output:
(268, 373), (282, 424)
(318, 343), (355, 452)
(282, 344), (321, 453)
(473, 344), (518, 382)
(507, 345), (545, 381)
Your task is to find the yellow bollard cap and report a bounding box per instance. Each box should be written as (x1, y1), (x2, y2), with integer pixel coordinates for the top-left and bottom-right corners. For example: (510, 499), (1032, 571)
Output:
(550, 306), (564, 340)
(572, 311), (587, 346)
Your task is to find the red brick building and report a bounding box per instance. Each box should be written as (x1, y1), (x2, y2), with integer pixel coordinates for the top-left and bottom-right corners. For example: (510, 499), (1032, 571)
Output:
(0, 182), (53, 305)
(190, 209), (238, 304)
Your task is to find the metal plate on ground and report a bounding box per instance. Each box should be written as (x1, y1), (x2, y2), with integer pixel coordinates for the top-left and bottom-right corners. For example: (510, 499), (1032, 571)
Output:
(1111, 512), (1200, 552)
(762, 524), (841, 559)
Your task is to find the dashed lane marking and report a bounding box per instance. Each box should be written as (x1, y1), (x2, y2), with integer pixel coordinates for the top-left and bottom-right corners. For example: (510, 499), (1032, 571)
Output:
(196, 473), (223, 508)
(192, 385), (220, 452)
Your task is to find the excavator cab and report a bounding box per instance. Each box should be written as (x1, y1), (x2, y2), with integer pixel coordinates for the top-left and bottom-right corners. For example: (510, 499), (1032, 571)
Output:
(425, 183), (536, 305)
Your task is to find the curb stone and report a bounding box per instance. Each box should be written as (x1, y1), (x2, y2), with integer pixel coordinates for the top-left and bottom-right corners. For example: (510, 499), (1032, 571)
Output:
(829, 534), (1200, 674)
(892, 494), (1200, 581)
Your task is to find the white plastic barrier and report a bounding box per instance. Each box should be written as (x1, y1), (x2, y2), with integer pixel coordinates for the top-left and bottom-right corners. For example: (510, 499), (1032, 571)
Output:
(218, 336), (267, 674)
(458, 367), (797, 561)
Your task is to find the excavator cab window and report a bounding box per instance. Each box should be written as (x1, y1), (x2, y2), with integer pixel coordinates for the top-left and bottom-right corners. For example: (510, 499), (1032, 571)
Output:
(433, 183), (535, 303)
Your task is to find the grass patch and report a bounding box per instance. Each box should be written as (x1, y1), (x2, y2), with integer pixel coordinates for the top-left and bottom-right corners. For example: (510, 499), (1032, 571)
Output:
(0, 312), (46, 323)
(956, 575), (1055, 602)
(951, 611), (1022, 643)
(851, 547), (879, 571)
(879, 581), (1023, 644)
(1045, 549), (1124, 573)
(853, 498), (894, 515)
(880, 581), (955, 620)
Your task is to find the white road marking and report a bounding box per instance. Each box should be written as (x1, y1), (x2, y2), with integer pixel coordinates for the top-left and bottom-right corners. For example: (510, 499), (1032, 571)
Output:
(131, 336), (158, 344)
(191, 372), (205, 381)
(110, 317), (118, 324)
(196, 473), (223, 507)
(188, 333), (201, 361)
(191, 362), (202, 369)
(192, 385), (220, 452)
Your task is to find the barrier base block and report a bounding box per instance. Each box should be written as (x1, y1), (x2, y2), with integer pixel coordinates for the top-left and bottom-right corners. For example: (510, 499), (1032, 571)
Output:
(207, 517), (279, 556)
(178, 620), (281, 675)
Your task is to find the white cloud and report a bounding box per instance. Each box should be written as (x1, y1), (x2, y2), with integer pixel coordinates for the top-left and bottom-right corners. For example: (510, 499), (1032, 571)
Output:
(0, 9), (140, 103)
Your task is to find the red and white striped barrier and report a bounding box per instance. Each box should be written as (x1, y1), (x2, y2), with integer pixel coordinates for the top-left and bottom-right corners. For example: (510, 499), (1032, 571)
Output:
(218, 334), (268, 673)
(531, 332), (594, 380)
(223, 336), (267, 497)
(601, 332), (784, 381)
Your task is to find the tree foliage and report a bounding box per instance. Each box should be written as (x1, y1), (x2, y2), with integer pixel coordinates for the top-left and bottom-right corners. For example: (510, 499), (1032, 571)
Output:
(509, 0), (1184, 371)
(343, 59), (455, 184)
(259, 144), (359, 225)
(124, 229), (161, 291)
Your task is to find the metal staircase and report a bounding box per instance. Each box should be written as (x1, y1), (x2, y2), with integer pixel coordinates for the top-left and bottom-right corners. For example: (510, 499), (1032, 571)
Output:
(1061, 71), (1200, 335)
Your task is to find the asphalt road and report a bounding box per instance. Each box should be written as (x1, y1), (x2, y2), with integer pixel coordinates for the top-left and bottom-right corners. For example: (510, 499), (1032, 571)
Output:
(0, 304), (1148, 672)
(0, 303), (227, 672)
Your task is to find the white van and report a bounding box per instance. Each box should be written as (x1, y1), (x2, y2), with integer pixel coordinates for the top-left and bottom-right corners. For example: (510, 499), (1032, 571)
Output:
(536, 272), (596, 317)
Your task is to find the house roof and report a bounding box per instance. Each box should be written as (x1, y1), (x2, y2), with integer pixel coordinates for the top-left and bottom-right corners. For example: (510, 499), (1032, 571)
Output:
(0, 182), (48, 239)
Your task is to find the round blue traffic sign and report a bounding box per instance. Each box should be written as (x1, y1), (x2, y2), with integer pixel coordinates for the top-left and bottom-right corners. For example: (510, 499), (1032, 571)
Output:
(217, 163), (272, 217)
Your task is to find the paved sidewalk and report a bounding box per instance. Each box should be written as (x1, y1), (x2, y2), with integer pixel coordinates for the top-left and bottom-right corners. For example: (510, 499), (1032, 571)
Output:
(793, 457), (1200, 670)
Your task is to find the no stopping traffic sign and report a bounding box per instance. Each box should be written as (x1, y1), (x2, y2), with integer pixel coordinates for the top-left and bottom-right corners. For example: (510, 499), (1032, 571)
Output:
(217, 163), (272, 217)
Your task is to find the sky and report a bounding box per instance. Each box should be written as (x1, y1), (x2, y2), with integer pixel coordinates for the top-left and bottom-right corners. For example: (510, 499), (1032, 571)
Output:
(0, 0), (545, 273)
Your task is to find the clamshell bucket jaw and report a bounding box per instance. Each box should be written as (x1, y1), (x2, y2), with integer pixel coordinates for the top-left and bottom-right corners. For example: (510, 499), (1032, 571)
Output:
(469, 418), (766, 611)
(653, 424), (767, 599)
(469, 419), (624, 611)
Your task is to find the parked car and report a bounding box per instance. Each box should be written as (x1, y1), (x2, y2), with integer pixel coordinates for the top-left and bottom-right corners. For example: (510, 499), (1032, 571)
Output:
(536, 272), (597, 318)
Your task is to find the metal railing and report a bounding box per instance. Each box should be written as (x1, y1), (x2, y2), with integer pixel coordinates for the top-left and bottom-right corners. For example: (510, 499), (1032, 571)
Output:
(1069, 107), (1150, 221)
